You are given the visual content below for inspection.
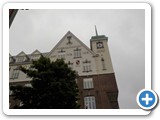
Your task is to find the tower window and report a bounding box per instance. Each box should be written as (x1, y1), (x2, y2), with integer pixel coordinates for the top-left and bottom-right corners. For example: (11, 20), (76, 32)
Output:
(101, 58), (106, 70)
(84, 96), (96, 109)
(74, 48), (81, 58)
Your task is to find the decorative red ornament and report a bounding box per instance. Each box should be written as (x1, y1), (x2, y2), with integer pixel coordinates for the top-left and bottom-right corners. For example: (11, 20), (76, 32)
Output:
(76, 60), (80, 65)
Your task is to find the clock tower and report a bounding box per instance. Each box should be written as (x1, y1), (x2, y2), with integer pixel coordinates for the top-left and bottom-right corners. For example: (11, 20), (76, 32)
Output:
(90, 26), (114, 74)
(89, 26), (119, 108)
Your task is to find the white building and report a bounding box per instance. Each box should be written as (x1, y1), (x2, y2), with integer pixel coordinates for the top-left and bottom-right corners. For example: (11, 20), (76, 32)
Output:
(9, 30), (119, 109)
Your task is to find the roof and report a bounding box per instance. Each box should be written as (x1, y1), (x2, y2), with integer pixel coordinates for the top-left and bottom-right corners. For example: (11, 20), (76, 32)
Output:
(91, 35), (108, 41)
(47, 31), (97, 57)
(9, 51), (49, 64)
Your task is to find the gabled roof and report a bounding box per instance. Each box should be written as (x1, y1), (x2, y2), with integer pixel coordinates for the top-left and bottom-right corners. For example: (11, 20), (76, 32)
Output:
(47, 31), (97, 57)
(16, 51), (27, 57)
(31, 49), (41, 55)
(16, 51), (30, 61)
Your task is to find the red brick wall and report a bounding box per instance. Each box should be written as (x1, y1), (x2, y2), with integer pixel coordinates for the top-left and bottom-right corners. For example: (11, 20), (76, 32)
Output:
(77, 73), (119, 109)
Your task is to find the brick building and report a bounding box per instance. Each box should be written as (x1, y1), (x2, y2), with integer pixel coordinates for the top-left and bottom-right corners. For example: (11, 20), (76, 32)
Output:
(9, 30), (119, 109)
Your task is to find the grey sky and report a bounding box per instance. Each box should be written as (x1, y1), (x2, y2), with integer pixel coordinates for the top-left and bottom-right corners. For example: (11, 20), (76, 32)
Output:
(9, 9), (145, 109)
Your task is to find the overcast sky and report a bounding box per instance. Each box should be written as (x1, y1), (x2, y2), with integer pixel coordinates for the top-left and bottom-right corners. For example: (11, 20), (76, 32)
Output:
(9, 9), (145, 109)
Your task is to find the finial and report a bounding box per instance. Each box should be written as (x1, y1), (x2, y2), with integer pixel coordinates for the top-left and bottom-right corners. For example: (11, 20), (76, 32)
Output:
(95, 25), (98, 36)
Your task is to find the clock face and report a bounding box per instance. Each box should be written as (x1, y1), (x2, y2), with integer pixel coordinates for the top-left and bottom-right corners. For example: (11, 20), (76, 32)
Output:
(96, 42), (104, 49)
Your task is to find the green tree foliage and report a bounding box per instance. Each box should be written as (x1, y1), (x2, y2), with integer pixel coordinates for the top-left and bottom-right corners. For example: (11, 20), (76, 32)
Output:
(10, 56), (80, 109)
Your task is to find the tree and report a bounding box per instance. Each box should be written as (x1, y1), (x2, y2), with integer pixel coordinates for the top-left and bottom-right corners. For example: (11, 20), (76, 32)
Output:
(10, 56), (80, 109)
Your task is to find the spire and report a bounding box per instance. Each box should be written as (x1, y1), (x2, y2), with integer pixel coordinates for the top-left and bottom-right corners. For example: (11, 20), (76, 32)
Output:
(95, 25), (98, 36)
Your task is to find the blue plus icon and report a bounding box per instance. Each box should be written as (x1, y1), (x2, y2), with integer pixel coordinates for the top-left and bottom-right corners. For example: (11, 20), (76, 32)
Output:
(142, 93), (153, 105)
(137, 89), (158, 110)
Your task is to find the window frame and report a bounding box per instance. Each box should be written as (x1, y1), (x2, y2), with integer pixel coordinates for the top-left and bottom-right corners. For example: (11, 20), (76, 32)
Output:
(84, 96), (96, 109)
(83, 78), (94, 89)
(10, 68), (20, 79)
(74, 48), (81, 58)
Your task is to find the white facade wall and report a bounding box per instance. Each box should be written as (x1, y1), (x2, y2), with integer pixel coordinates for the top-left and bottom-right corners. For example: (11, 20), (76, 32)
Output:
(9, 31), (114, 82)
(91, 39), (114, 74)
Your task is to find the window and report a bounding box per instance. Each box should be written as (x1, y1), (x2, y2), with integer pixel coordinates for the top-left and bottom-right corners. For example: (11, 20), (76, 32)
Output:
(74, 48), (81, 58)
(68, 61), (73, 69)
(83, 59), (92, 72)
(83, 78), (94, 89)
(83, 65), (91, 72)
(11, 68), (19, 79)
(107, 92), (118, 102)
(58, 49), (65, 59)
(31, 55), (40, 61)
(58, 53), (65, 59)
(84, 96), (96, 109)
(16, 57), (24, 62)
(107, 92), (119, 109)
(101, 58), (106, 70)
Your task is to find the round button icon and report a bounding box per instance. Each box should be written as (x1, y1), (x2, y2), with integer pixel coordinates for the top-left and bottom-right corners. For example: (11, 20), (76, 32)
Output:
(137, 89), (158, 110)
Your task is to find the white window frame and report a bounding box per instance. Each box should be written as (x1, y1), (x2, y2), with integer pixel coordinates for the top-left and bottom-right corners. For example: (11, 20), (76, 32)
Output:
(16, 56), (24, 62)
(58, 52), (65, 59)
(84, 96), (96, 109)
(11, 68), (19, 79)
(74, 48), (81, 58)
(83, 59), (91, 72)
(83, 78), (94, 89)
(83, 65), (91, 72)
(31, 54), (40, 61)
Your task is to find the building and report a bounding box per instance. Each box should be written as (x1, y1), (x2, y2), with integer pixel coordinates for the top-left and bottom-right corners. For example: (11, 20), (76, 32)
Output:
(9, 29), (119, 109)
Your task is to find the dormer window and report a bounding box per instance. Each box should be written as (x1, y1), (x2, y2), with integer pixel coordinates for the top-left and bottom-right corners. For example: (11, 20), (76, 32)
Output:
(31, 55), (40, 61)
(16, 56), (24, 62)
(10, 67), (19, 79)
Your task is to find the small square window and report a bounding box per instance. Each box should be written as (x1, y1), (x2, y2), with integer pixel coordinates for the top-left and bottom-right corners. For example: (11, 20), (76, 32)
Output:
(83, 78), (94, 89)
